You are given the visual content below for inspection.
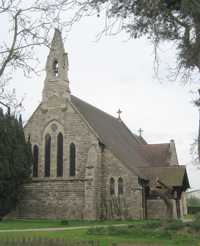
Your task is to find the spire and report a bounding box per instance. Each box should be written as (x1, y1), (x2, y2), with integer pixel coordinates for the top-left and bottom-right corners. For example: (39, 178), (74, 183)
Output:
(42, 29), (70, 107)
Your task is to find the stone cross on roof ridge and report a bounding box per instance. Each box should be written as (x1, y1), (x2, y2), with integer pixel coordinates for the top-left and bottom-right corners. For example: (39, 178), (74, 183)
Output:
(138, 128), (143, 137)
(117, 109), (122, 120)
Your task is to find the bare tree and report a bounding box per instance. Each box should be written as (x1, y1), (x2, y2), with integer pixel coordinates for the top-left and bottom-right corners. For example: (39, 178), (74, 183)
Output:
(0, 0), (89, 110)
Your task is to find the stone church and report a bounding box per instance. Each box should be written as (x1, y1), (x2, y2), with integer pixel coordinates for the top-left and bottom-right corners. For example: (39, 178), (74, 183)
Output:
(18, 29), (189, 220)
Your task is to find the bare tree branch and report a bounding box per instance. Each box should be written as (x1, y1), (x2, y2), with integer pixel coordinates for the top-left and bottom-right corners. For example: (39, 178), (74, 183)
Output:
(0, 9), (21, 77)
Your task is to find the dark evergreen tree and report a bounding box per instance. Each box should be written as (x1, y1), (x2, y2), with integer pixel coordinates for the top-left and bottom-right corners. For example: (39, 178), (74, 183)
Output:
(0, 111), (33, 218)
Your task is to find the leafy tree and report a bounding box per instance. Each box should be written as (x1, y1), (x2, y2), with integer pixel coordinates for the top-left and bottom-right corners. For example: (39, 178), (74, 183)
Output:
(74, 0), (200, 159)
(187, 196), (200, 207)
(84, 0), (200, 79)
(0, 110), (33, 218)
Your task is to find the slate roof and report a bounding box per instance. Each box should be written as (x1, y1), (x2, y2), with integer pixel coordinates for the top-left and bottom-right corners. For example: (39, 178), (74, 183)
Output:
(138, 166), (190, 190)
(71, 95), (149, 177)
(71, 95), (189, 188)
(138, 144), (171, 167)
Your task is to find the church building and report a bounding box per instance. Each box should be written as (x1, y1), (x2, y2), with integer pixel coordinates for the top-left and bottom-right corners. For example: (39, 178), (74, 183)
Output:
(18, 29), (189, 220)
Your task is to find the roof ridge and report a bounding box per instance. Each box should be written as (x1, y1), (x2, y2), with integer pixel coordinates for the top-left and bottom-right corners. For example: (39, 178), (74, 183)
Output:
(119, 120), (146, 145)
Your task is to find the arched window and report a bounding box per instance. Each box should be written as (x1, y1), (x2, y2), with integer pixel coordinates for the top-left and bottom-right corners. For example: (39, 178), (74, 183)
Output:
(53, 60), (59, 77)
(69, 143), (76, 176)
(110, 177), (115, 195)
(44, 134), (51, 177)
(118, 177), (124, 195)
(57, 132), (63, 177)
(33, 145), (39, 177)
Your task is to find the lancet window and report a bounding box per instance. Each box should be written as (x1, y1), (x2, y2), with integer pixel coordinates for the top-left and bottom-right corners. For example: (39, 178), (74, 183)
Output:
(110, 177), (115, 195)
(44, 134), (51, 177)
(118, 177), (124, 195)
(33, 145), (39, 177)
(69, 143), (76, 176)
(57, 132), (63, 177)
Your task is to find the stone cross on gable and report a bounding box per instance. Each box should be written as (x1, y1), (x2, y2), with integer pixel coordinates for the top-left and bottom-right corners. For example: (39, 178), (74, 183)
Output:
(117, 109), (122, 120)
(138, 128), (143, 137)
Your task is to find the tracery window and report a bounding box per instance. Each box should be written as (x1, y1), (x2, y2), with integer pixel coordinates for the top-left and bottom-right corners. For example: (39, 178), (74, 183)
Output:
(44, 134), (51, 177)
(69, 143), (76, 176)
(118, 177), (124, 195)
(110, 177), (115, 195)
(33, 145), (39, 177)
(57, 132), (63, 177)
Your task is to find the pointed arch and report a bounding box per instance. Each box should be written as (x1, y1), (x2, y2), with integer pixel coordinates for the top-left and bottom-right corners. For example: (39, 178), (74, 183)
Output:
(69, 143), (76, 176)
(44, 134), (51, 177)
(118, 177), (124, 195)
(57, 132), (63, 177)
(110, 177), (115, 195)
(33, 145), (39, 177)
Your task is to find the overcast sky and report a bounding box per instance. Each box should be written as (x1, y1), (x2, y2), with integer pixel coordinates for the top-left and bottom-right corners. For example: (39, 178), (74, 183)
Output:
(3, 13), (200, 190)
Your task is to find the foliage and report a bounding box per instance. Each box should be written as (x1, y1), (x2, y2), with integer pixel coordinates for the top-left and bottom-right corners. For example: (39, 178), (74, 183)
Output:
(138, 220), (162, 229)
(75, 0), (200, 161)
(163, 219), (185, 230)
(60, 220), (69, 226)
(0, 110), (32, 217)
(187, 196), (200, 207)
(85, 0), (200, 79)
(194, 212), (200, 221)
(188, 206), (200, 214)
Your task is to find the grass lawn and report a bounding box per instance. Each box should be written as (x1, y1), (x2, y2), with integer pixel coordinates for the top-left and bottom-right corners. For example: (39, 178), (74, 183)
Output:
(0, 219), (200, 246)
(0, 228), (199, 246)
(0, 219), (136, 230)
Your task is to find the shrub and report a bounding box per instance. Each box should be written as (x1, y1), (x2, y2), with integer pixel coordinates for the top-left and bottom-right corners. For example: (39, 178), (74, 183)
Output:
(164, 220), (185, 230)
(141, 220), (162, 229)
(188, 206), (200, 214)
(188, 214), (200, 231)
(187, 197), (200, 207)
(194, 212), (200, 222)
(107, 225), (130, 235)
(60, 220), (69, 225)
(189, 221), (200, 231)
(87, 226), (107, 235)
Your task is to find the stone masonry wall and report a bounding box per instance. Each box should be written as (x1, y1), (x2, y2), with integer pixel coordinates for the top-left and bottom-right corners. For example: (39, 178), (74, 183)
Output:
(18, 179), (85, 219)
(147, 199), (177, 219)
(101, 149), (143, 219)
(18, 101), (101, 219)
(25, 102), (98, 179)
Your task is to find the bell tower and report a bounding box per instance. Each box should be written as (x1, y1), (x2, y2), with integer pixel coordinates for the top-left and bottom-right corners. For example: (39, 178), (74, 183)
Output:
(42, 29), (70, 108)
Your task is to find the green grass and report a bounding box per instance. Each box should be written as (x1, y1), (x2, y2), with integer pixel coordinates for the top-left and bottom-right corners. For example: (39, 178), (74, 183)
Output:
(0, 228), (199, 246)
(0, 219), (200, 246)
(0, 219), (135, 230)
